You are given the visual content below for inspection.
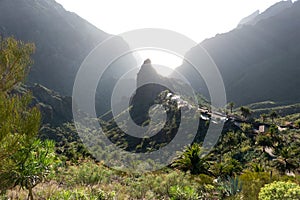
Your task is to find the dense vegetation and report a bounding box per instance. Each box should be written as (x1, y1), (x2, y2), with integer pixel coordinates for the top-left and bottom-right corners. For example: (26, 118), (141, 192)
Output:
(0, 37), (58, 199)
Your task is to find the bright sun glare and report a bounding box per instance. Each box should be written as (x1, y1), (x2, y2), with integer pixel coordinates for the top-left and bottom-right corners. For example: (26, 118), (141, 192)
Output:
(55, 0), (289, 75)
(136, 50), (183, 76)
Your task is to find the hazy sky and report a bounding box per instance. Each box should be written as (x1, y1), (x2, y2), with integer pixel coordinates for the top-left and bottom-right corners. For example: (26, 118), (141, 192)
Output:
(55, 0), (292, 71)
(55, 0), (290, 43)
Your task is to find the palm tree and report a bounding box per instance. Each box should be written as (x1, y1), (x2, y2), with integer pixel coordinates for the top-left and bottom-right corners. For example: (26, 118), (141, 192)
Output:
(210, 159), (243, 178)
(269, 111), (278, 124)
(273, 147), (299, 174)
(240, 106), (251, 120)
(228, 102), (235, 114)
(260, 114), (268, 123)
(172, 143), (210, 175)
(256, 135), (273, 152)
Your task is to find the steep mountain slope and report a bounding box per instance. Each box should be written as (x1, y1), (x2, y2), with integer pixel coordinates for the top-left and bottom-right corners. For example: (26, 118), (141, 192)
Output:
(238, 10), (260, 27)
(0, 0), (136, 97)
(14, 84), (72, 126)
(176, 0), (300, 105)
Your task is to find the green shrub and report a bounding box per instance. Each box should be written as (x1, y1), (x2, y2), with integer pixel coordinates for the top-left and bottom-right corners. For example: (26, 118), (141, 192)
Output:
(169, 185), (199, 200)
(258, 181), (300, 200)
(49, 189), (115, 200)
(49, 189), (88, 200)
(239, 172), (271, 200)
(64, 161), (112, 186)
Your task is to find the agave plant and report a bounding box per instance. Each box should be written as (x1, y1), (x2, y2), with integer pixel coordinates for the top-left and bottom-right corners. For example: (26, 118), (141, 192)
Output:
(218, 176), (243, 197)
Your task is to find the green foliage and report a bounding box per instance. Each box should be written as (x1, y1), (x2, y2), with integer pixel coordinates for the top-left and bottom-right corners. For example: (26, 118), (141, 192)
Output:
(239, 172), (272, 200)
(169, 185), (199, 200)
(251, 163), (265, 172)
(210, 159), (243, 178)
(256, 135), (273, 150)
(260, 113), (268, 123)
(272, 146), (299, 174)
(49, 188), (115, 200)
(65, 161), (112, 186)
(241, 123), (253, 134)
(11, 140), (57, 189)
(258, 181), (300, 200)
(295, 119), (300, 128)
(218, 176), (243, 197)
(269, 110), (278, 124)
(228, 102), (235, 113)
(0, 37), (41, 194)
(240, 106), (251, 119)
(0, 37), (57, 199)
(0, 93), (40, 164)
(0, 36), (35, 93)
(172, 143), (209, 175)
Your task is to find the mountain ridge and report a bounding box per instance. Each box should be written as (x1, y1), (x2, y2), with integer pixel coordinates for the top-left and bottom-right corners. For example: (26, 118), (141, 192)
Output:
(0, 0), (137, 98)
(176, 0), (300, 106)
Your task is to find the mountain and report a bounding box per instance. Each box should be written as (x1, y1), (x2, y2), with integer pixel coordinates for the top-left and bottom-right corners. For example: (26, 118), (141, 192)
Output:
(13, 84), (72, 126)
(130, 59), (171, 125)
(238, 0), (293, 27)
(0, 0), (136, 98)
(238, 10), (260, 27)
(176, 0), (300, 106)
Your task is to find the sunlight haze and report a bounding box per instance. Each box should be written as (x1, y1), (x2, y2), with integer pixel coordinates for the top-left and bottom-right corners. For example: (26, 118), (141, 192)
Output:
(55, 0), (294, 72)
(55, 0), (289, 43)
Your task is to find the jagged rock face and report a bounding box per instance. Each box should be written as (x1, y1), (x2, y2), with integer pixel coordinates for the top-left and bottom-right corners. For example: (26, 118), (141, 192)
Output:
(130, 60), (170, 125)
(136, 59), (161, 88)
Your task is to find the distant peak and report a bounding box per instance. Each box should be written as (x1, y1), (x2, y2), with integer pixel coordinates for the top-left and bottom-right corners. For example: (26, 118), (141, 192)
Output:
(143, 58), (151, 65)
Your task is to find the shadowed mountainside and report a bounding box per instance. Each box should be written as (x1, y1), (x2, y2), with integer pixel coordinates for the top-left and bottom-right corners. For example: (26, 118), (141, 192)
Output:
(176, 0), (300, 106)
(0, 0), (136, 99)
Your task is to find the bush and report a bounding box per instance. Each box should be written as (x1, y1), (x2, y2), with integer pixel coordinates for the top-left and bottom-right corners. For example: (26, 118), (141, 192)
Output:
(258, 181), (300, 200)
(61, 161), (112, 186)
(239, 172), (271, 200)
(48, 188), (115, 200)
(169, 185), (199, 200)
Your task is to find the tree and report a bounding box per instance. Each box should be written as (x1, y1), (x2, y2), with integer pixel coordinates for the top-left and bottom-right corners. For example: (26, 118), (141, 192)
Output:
(269, 111), (278, 124)
(0, 37), (57, 199)
(0, 36), (35, 92)
(240, 107), (251, 120)
(172, 143), (210, 175)
(256, 135), (273, 152)
(0, 36), (38, 170)
(8, 140), (57, 200)
(228, 102), (235, 114)
(210, 159), (243, 178)
(260, 114), (268, 123)
(272, 147), (299, 175)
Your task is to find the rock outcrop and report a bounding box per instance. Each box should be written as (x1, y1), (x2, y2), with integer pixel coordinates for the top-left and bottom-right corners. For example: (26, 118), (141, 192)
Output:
(130, 59), (170, 125)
